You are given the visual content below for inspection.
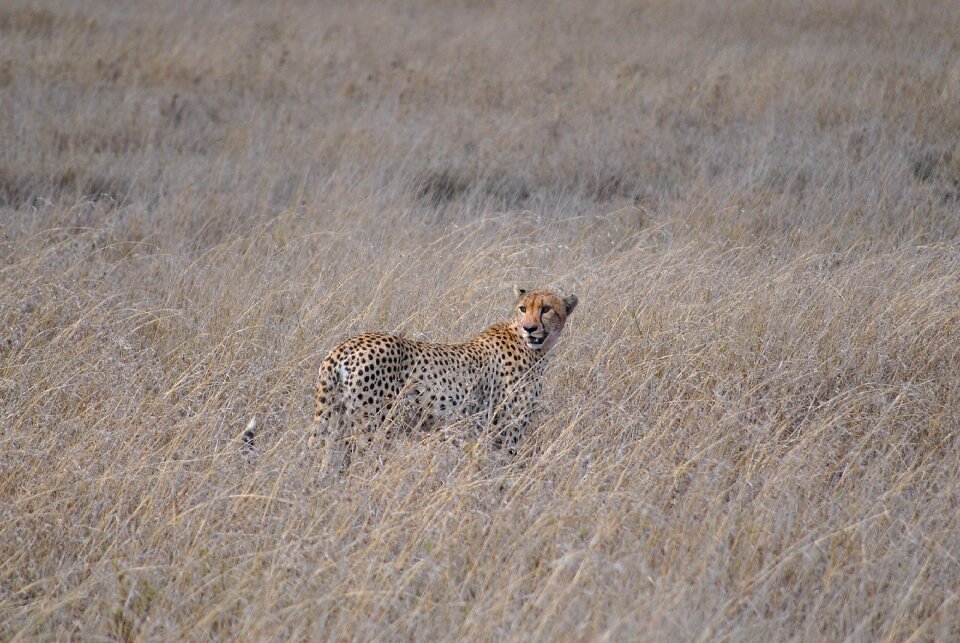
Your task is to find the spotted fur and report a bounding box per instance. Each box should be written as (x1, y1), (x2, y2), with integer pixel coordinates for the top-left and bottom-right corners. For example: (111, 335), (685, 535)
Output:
(311, 286), (578, 463)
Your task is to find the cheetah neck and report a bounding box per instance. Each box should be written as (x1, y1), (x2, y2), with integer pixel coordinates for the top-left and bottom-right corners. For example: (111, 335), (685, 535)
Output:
(481, 322), (550, 364)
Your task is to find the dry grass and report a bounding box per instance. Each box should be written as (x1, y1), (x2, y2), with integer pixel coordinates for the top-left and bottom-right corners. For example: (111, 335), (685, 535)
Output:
(2, 0), (960, 639)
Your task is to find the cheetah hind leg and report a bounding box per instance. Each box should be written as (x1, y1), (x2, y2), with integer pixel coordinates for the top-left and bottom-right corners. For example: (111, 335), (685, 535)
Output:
(348, 406), (399, 470)
(309, 401), (347, 469)
(310, 364), (350, 470)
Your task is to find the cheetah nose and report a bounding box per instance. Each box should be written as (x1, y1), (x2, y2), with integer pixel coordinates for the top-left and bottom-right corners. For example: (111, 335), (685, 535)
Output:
(522, 324), (538, 333)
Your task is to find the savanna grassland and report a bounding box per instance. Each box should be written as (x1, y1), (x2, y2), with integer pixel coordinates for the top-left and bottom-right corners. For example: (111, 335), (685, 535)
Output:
(2, 0), (960, 639)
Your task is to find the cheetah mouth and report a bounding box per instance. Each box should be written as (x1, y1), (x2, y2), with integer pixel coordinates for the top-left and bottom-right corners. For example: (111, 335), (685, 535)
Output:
(525, 334), (548, 348)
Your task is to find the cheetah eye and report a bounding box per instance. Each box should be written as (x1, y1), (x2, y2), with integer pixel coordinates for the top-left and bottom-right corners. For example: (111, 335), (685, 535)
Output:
(519, 306), (526, 312)
(542, 306), (552, 314)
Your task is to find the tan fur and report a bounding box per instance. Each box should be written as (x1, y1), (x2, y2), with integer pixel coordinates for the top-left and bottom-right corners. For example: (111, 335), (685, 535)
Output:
(311, 287), (578, 465)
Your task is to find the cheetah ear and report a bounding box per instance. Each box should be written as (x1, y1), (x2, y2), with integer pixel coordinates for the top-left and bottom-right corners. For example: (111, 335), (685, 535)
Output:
(513, 285), (526, 299)
(563, 294), (579, 315)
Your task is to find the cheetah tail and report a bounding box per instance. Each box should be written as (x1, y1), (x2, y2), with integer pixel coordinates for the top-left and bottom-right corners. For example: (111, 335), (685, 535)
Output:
(242, 417), (256, 449)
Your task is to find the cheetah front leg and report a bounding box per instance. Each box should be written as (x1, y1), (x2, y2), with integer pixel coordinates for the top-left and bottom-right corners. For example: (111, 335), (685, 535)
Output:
(490, 395), (537, 459)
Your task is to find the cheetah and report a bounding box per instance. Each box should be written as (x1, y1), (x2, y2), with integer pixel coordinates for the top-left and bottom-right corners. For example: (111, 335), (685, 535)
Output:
(310, 286), (578, 464)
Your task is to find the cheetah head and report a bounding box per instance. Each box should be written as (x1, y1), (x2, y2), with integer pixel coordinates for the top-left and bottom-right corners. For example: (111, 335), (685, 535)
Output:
(513, 285), (578, 352)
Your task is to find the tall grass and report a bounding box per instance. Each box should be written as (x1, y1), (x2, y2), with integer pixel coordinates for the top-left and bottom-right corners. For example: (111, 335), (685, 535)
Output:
(2, 0), (959, 639)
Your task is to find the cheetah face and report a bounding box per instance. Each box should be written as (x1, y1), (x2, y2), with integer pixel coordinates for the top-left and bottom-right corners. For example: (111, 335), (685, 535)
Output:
(513, 285), (578, 352)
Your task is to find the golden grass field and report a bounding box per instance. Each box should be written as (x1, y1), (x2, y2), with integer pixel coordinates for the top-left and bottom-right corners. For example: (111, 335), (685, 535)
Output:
(2, 0), (960, 639)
